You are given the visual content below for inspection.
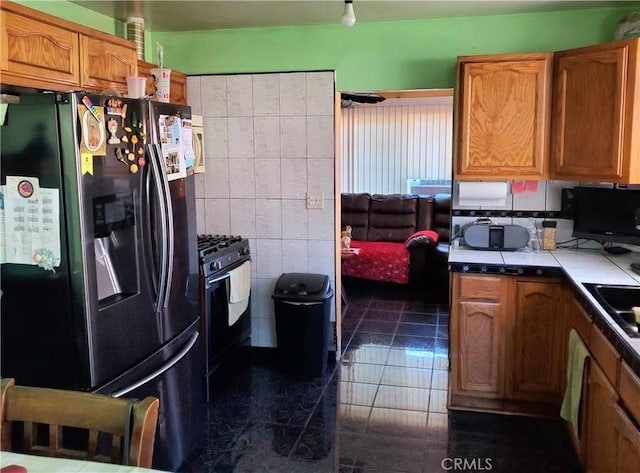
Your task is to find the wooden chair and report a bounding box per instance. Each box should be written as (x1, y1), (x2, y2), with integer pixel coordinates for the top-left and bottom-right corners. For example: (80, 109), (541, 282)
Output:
(0, 378), (159, 468)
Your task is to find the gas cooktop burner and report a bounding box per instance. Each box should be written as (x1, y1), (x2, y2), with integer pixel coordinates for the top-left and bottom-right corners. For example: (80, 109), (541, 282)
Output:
(197, 234), (250, 277)
(197, 234), (245, 257)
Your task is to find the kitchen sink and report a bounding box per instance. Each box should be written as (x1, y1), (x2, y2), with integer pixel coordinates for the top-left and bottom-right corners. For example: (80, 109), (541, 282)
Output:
(583, 284), (640, 338)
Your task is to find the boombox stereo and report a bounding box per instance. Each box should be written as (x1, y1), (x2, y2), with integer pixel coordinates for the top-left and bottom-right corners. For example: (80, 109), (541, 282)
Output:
(463, 223), (529, 251)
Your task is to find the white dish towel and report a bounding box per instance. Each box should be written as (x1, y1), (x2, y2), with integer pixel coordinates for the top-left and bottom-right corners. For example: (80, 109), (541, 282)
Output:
(227, 260), (251, 326)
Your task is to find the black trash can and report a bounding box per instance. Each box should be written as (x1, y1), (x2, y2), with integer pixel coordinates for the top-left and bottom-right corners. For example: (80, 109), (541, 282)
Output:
(272, 273), (334, 376)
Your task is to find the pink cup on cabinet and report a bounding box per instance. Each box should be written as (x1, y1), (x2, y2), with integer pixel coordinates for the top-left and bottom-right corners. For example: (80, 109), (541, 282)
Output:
(126, 76), (147, 98)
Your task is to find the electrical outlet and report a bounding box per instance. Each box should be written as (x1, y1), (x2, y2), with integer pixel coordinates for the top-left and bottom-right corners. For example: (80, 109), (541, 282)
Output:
(306, 191), (324, 209)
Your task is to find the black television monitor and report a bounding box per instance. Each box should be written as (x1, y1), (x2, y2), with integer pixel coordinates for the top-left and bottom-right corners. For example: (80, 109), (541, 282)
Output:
(572, 186), (640, 245)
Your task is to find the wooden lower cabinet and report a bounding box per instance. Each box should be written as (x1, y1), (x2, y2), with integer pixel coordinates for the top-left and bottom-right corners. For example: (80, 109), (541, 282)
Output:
(456, 300), (505, 398)
(614, 403), (640, 473)
(585, 360), (619, 473)
(563, 293), (640, 473)
(507, 280), (565, 404)
(450, 273), (563, 414)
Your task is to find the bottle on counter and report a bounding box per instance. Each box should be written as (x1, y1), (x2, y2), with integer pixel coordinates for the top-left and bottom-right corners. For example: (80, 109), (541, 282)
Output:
(527, 218), (541, 253)
(542, 220), (557, 250)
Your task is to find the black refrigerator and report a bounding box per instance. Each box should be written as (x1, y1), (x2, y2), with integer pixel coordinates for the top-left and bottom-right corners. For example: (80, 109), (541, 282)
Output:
(0, 92), (204, 471)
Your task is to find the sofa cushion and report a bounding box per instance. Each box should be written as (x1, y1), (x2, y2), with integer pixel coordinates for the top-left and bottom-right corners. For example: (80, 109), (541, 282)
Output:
(341, 193), (371, 241)
(368, 194), (419, 242)
(433, 193), (451, 243)
(342, 240), (410, 284)
(405, 230), (439, 248)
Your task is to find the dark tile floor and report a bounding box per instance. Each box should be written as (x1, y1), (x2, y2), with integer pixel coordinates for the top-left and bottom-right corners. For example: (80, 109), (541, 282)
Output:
(179, 279), (581, 473)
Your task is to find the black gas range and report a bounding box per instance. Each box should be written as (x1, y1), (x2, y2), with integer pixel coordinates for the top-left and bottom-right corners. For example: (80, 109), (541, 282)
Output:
(197, 234), (251, 278)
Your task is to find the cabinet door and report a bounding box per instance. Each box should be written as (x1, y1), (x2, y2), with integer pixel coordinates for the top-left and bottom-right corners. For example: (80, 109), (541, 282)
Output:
(614, 403), (640, 473)
(456, 301), (505, 397)
(507, 280), (564, 403)
(563, 290), (592, 464)
(80, 33), (137, 95)
(1, 7), (79, 90)
(552, 39), (640, 183)
(455, 53), (552, 180)
(170, 70), (188, 105)
(450, 274), (507, 399)
(585, 361), (618, 473)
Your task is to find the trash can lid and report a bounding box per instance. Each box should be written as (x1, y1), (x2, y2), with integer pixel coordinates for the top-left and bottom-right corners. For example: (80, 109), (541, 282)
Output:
(274, 272), (331, 297)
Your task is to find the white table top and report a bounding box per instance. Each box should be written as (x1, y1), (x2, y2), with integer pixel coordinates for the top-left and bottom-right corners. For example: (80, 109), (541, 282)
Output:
(0, 451), (170, 473)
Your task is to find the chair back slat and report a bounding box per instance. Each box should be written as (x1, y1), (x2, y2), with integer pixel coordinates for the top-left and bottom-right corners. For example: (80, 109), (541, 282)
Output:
(0, 379), (159, 468)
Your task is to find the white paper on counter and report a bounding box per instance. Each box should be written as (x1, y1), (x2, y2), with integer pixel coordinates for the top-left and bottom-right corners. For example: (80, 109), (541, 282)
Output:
(458, 181), (508, 206)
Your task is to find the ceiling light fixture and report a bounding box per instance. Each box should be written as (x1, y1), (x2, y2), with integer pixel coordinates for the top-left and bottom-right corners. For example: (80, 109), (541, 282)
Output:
(342, 0), (356, 27)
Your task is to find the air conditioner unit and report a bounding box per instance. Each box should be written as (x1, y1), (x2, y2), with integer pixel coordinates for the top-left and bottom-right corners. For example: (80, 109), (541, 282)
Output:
(407, 179), (451, 196)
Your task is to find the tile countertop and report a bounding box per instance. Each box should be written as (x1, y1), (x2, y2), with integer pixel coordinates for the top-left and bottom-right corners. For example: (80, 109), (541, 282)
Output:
(449, 246), (640, 372)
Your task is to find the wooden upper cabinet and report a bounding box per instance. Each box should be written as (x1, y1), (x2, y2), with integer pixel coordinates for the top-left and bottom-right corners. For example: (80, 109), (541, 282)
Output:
(137, 60), (188, 105)
(1, 0), (138, 95)
(455, 53), (553, 180)
(169, 69), (188, 105)
(80, 32), (137, 96)
(552, 38), (640, 183)
(1, 2), (80, 91)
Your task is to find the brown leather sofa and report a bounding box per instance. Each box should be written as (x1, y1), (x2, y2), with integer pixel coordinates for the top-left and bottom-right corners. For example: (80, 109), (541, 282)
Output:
(341, 193), (451, 299)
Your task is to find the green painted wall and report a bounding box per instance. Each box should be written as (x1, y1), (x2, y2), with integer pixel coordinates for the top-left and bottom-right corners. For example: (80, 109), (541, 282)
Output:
(14, 1), (639, 91)
(16, 0), (125, 36)
(151, 7), (636, 91)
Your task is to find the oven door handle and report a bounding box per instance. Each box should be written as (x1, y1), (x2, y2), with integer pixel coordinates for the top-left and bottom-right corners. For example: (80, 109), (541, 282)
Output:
(206, 273), (230, 287)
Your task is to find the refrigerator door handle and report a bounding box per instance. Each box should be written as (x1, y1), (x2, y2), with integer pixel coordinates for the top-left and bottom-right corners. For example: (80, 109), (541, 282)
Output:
(154, 143), (174, 309)
(111, 331), (199, 398)
(144, 161), (159, 295)
(147, 144), (170, 312)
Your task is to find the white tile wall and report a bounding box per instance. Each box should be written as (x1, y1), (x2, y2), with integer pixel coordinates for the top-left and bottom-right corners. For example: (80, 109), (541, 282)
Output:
(226, 75), (253, 116)
(279, 72), (306, 116)
(255, 159), (282, 198)
(253, 74), (280, 116)
(200, 75), (226, 117)
(188, 71), (337, 348)
(281, 116), (307, 158)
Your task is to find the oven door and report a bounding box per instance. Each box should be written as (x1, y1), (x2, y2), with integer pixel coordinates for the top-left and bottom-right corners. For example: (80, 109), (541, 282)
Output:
(201, 260), (251, 400)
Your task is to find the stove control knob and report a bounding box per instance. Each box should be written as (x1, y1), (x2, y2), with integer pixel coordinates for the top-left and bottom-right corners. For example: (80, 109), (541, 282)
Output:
(209, 261), (222, 272)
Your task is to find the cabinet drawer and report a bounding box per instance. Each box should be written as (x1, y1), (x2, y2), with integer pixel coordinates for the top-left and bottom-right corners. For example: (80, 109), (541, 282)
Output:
(566, 294), (592, 345)
(619, 361), (640, 425)
(457, 275), (505, 300)
(589, 325), (620, 387)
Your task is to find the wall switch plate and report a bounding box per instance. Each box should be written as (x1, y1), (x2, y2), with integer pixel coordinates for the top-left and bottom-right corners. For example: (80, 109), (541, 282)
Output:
(306, 191), (324, 209)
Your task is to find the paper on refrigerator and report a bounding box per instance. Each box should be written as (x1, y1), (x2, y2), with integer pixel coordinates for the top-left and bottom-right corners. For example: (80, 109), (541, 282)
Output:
(158, 114), (186, 181)
(181, 117), (195, 172)
(2, 176), (61, 269)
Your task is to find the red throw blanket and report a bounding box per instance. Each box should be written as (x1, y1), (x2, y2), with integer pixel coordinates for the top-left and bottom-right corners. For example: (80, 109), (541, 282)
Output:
(342, 240), (410, 284)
